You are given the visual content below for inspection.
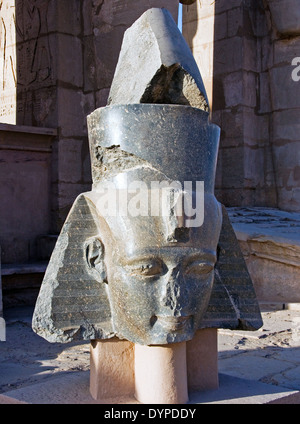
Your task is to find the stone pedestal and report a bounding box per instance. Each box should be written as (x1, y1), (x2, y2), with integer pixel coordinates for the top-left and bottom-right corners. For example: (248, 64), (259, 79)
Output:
(90, 338), (135, 401)
(135, 342), (189, 404)
(90, 329), (218, 403)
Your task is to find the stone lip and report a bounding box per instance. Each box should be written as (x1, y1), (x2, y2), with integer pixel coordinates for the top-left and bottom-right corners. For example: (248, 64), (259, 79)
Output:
(87, 104), (220, 191)
(228, 207), (300, 304)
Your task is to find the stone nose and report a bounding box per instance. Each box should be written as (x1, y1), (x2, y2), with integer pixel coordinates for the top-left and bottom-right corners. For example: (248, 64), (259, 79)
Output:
(160, 265), (187, 316)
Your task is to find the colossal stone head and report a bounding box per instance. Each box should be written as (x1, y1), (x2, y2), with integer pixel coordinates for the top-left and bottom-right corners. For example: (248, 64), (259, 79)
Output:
(32, 8), (262, 345)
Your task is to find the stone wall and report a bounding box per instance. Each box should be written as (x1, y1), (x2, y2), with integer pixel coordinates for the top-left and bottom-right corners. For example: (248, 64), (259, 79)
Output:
(264, 0), (300, 212)
(0, 124), (55, 264)
(182, 0), (300, 212)
(0, 0), (179, 238)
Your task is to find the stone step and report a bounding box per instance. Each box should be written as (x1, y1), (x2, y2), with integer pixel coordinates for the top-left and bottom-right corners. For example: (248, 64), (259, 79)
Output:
(1, 262), (48, 308)
(228, 207), (300, 304)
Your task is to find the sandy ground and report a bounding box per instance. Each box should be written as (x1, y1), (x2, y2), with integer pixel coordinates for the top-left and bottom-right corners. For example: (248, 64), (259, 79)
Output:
(0, 305), (299, 401)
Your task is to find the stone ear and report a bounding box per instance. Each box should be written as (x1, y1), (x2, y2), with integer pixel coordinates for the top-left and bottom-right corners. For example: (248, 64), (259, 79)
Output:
(85, 237), (107, 283)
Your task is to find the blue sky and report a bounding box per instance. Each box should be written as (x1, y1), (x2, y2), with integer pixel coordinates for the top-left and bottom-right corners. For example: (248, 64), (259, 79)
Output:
(178, 3), (183, 32)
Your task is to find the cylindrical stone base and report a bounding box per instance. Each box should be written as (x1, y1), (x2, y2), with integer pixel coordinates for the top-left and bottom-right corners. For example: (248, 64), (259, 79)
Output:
(90, 338), (135, 401)
(134, 342), (189, 404)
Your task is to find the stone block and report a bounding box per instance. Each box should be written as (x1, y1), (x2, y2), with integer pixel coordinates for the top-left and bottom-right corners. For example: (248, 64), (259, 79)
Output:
(272, 141), (300, 186)
(221, 146), (244, 188)
(36, 235), (58, 261)
(227, 7), (243, 38)
(90, 329), (218, 403)
(58, 139), (83, 184)
(242, 37), (258, 73)
(0, 124), (55, 263)
(273, 38), (300, 66)
(258, 72), (271, 114)
(214, 37), (243, 75)
(182, 0), (214, 24)
(213, 0), (243, 14)
(243, 107), (269, 144)
(261, 36), (273, 72)
(229, 207), (300, 303)
(214, 12), (228, 41)
(90, 338), (135, 401)
(106, 0), (179, 26)
(269, 65), (300, 111)
(267, 0), (300, 36)
(135, 342), (189, 404)
(57, 34), (83, 88)
(244, 146), (265, 189)
(192, 42), (214, 80)
(108, 8), (209, 110)
(223, 71), (243, 107)
(192, 14), (215, 44)
(57, 88), (87, 138)
(273, 109), (300, 142)
(82, 35), (97, 92)
(47, 0), (82, 36)
(186, 328), (218, 392)
(93, 27), (125, 90)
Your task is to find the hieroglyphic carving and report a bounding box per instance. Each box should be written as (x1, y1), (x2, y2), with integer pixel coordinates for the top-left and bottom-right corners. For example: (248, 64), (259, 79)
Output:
(0, 0), (54, 125)
(14, 0), (53, 125)
(15, 0), (52, 87)
(0, 0), (17, 123)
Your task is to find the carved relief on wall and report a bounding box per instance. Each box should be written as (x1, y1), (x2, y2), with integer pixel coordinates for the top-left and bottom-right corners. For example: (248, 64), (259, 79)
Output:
(15, 0), (52, 88)
(0, 0), (17, 123)
(14, 0), (54, 125)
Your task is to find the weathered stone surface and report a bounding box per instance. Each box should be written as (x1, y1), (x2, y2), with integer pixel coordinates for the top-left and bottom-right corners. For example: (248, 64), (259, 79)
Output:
(32, 194), (114, 343)
(33, 8), (262, 346)
(228, 207), (300, 303)
(203, 205), (263, 331)
(90, 338), (135, 400)
(32, 193), (262, 344)
(108, 8), (209, 110)
(87, 104), (218, 188)
(0, 0), (17, 124)
(267, 0), (300, 36)
(0, 124), (56, 264)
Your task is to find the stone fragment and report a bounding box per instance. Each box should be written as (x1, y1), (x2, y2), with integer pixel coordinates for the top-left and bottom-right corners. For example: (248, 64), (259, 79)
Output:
(107, 8), (209, 110)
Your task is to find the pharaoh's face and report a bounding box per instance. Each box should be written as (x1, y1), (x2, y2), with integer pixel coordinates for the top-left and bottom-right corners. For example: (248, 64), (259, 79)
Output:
(100, 194), (222, 345)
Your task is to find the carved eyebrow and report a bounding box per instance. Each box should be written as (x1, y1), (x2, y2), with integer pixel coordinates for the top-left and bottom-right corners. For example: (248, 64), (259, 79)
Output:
(182, 252), (216, 266)
(124, 256), (163, 267)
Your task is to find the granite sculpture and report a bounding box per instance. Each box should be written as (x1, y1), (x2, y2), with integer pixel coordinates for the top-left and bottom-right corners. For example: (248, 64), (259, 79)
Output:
(32, 8), (262, 346)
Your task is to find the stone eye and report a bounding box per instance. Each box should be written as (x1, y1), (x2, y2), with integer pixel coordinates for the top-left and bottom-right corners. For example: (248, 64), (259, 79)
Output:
(185, 261), (214, 276)
(126, 258), (165, 277)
